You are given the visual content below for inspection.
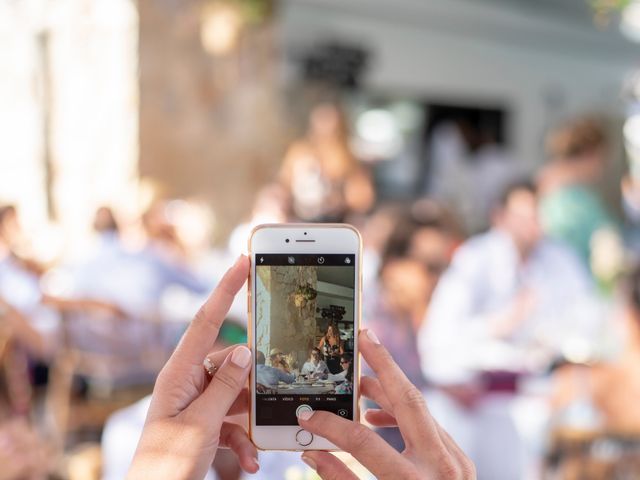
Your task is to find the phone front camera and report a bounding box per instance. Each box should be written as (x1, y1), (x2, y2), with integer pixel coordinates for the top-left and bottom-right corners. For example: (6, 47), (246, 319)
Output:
(285, 238), (290, 243)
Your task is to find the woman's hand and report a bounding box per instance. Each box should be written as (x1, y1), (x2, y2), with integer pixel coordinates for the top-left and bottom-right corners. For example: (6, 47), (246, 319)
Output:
(298, 329), (475, 480)
(127, 255), (258, 479)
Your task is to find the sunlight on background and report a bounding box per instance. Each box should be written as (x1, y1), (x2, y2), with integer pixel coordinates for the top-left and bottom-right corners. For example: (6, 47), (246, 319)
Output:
(2, 1), (640, 479)
(0, 0), (139, 260)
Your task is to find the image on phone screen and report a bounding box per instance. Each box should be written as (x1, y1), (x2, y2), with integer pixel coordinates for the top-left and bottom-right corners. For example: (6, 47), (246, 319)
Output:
(254, 254), (355, 426)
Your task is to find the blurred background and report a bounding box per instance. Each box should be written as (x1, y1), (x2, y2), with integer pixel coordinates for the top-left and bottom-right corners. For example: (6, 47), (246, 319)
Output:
(2, 0), (640, 478)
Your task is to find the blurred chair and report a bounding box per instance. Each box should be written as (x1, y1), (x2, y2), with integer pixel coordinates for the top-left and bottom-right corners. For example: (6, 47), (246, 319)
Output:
(45, 309), (171, 449)
(545, 430), (640, 480)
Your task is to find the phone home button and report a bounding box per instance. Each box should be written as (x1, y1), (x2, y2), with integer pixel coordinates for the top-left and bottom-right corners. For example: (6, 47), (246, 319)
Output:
(295, 429), (314, 447)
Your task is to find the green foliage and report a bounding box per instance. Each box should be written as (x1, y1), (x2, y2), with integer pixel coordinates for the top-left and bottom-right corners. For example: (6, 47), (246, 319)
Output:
(204, 0), (274, 24)
(590, 0), (634, 14)
(295, 283), (318, 301)
(590, 0), (634, 26)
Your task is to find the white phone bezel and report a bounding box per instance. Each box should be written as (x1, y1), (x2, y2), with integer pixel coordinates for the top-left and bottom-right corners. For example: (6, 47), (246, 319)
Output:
(248, 223), (362, 451)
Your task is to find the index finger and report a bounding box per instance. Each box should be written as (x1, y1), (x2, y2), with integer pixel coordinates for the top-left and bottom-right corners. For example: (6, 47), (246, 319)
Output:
(359, 329), (443, 452)
(170, 255), (249, 368)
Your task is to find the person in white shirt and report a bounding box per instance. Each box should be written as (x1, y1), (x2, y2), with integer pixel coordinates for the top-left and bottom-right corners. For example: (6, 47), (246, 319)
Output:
(300, 348), (329, 379)
(418, 180), (594, 480)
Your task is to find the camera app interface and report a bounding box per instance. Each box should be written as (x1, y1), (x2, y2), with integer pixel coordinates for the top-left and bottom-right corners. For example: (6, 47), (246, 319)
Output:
(254, 254), (355, 426)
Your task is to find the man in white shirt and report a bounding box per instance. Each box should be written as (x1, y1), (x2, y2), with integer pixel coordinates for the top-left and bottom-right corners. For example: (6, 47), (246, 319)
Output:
(418, 181), (594, 479)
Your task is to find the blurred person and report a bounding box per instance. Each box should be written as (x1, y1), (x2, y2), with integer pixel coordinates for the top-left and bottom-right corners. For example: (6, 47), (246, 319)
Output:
(364, 209), (454, 451)
(0, 205), (47, 277)
(141, 201), (189, 261)
(360, 203), (405, 291)
(427, 120), (521, 234)
(0, 207), (135, 402)
(279, 103), (375, 222)
(621, 173), (640, 259)
(0, 205), (19, 249)
(360, 200), (459, 293)
(300, 348), (329, 379)
(380, 206), (457, 329)
(127, 256), (474, 480)
(139, 201), (209, 291)
(0, 207), (60, 353)
(539, 116), (618, 274)
(75, 202), (210, 319)
(0, 206), (124, 336)
(0, 297), (44, 415)
(419, 180), (593, 479)
(0, 297), (47, 359)
(67, 207), (132, 313)
(551, 264), (640, 433)
(256, 350), (294, 388)
(59, 205), (209, 386)
(318, 322), (343, 374)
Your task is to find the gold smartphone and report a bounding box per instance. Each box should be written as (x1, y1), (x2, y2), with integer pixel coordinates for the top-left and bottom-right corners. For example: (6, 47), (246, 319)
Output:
(247, 224), (362, 450)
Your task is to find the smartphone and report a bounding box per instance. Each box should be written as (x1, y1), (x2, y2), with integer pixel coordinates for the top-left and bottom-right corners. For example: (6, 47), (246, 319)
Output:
(248, 224), (362, 450)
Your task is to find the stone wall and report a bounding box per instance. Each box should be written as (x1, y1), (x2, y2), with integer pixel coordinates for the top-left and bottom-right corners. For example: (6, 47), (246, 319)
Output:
(137, 0), (293, 243)
(256, 265), (318, 369)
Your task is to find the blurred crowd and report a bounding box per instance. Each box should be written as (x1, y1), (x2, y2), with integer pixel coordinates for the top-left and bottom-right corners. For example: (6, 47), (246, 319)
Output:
(3, 103), (640, 480)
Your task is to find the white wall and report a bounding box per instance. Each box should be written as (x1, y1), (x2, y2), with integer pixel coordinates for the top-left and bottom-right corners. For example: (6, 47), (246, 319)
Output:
(280, 0), (633, 172)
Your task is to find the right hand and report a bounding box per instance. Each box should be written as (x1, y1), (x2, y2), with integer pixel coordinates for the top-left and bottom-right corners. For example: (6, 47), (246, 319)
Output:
(298, 329), (475, 480)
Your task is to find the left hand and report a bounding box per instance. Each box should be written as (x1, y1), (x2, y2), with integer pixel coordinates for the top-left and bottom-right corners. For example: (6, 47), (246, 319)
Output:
(127, 255), (258, 479)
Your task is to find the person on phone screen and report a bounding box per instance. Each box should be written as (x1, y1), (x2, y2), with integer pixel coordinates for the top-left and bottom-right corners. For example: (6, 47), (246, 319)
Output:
(300, 348), (329, 379)
(127, 256), (475, 480)
(327, 353), (352, 383)
(334, 361), (354, 394)
(256, 350), (294, 388)
(318, 322), (343, 374)
(268, 348), (290, 373)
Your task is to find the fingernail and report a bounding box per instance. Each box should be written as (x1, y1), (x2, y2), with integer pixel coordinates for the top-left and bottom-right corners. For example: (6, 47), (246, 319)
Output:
(298, 410), (314, 421)
(366, 329), (380, 345)
(301, 454), (317, 471)
(231, 346), (252, 368)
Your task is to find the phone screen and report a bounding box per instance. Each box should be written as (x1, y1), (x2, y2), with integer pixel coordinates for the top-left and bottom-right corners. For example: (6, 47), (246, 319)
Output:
(254, 253), (356, 426)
